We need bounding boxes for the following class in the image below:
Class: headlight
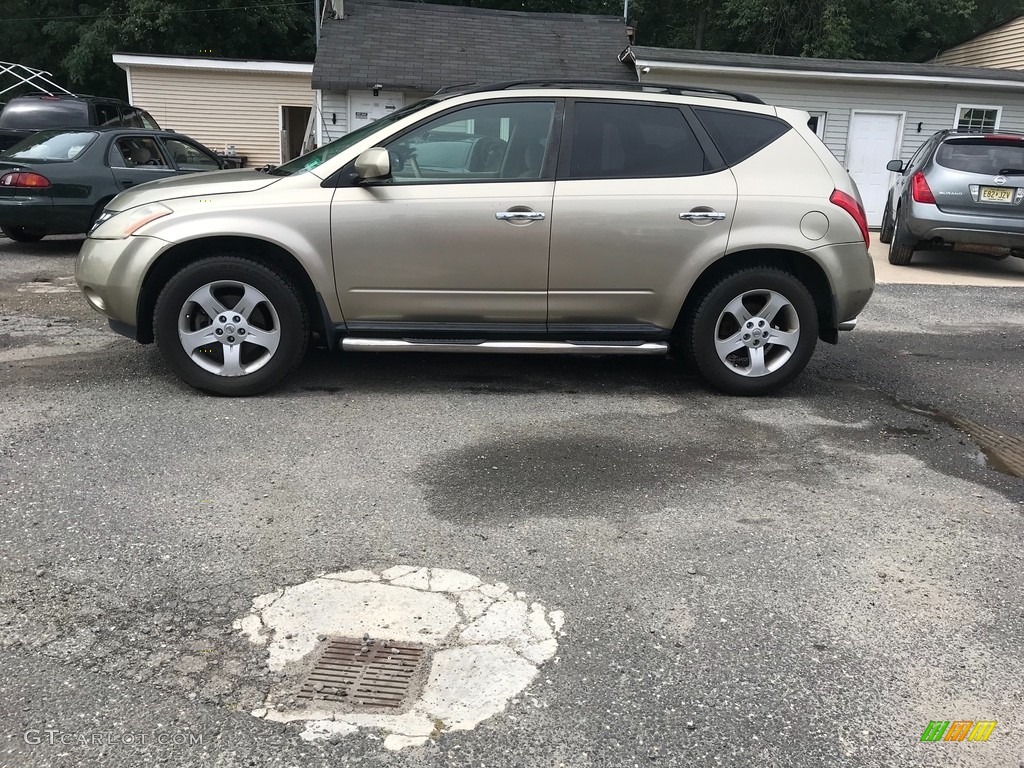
[89,203,172,239]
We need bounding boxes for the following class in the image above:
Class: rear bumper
[905,201,1024,249]
[0,195,55,231]
[809,241,875,325]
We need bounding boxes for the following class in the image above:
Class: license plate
[980,186,1014,202]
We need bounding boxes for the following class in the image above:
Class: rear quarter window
[694,107,791,166]
[0,99,90,130]
[935,138,1024,175]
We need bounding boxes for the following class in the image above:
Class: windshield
[269,99,437,177]
[1,130,98,161]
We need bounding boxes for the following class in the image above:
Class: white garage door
[847,112,903,227]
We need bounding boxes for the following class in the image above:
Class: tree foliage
[1,0,315,99]
[2,0,1024,101]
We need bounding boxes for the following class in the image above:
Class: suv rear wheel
[688,268,818,396]
[888,208,916,266]
[153,256,309,396]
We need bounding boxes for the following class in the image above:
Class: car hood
[106,169,280,212]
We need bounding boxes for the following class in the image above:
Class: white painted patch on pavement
[234,566,563,750]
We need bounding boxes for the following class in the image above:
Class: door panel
[108,135,177,191]
[549,99,737,332]
[331,99,559,328]
[548,174,736,330]
[331,182,553,325]
[847,112,902,226]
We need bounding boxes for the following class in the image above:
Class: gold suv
[76,80,874,396]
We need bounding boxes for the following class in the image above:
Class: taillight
[911,172,935,204]
[829,189,870,247]
[0,171,51,189]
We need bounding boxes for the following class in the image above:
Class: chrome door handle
[679,211,726,221]
[496,211,545,221]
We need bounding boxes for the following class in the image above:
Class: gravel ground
[1,235,1022,768]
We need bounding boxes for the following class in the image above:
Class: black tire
[687,267,818,396]
[879,199,895,244]
[153,256,309,396]
[1,225,44,243]
[888,209,915,266]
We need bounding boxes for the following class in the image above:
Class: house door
[847,111,903,227]
[280,106,312,162]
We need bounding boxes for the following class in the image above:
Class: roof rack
[449,79,765,104]
[0,61,76,99]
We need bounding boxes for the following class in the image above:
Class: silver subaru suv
[76,80,874,397]
[880,129,1024,265]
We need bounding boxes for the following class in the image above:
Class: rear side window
[95,103,120,126]
[569,101,710,179]
[935,138,1024,175]
[0,99,89,130]
[694,107,790,166]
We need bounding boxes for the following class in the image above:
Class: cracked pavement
[1,235,1023,768]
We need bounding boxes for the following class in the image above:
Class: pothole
[234,566,564,750]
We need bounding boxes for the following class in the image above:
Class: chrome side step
[340,338,670,355]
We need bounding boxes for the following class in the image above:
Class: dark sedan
[0,128,223,241]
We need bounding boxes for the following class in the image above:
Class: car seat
[518,142,545,178]
[129,146,152,166]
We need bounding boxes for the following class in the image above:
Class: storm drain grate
[297,637,427,710]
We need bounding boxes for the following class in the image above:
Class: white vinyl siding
[636,70,1024,166]
[320,90,349,144]
[318,89,434,145]
[126,67,314,167]
[933,16,1024,69]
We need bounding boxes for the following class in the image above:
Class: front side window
[955,105,1001,133]
[386,101,556,183]
[163,138,220,171]
[568,101,709,179]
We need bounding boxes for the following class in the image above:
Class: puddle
[895,402,1024,478]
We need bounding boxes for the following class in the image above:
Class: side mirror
[886,159,905,173]
[354,147,391,180]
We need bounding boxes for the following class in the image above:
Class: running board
[340,338,670,355]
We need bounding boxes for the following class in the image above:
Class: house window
[954,104,1001,133]
[807,111,826,139]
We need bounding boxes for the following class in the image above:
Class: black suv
[0,94,161,152]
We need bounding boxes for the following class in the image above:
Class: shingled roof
[313,0,633,92]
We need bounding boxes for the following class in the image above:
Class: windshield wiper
[997,168,1024,175]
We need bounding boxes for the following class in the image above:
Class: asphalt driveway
[1,235,1022,768]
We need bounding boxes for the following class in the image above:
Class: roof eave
[630,55,1024,90]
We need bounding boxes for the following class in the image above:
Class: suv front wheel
[153,256,309,396]
[688,268,819,396]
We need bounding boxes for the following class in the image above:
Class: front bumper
[75,235,167,334]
